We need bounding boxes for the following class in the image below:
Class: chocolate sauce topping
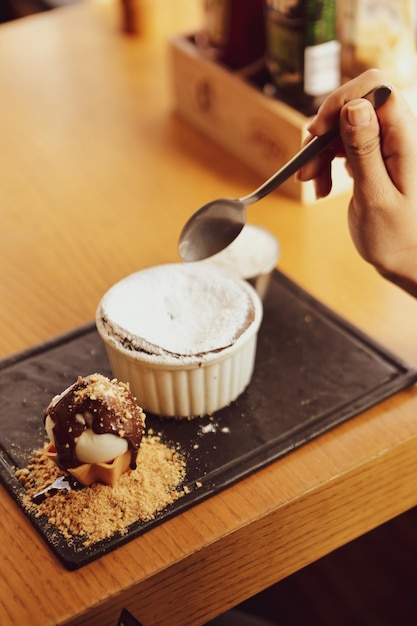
[44,374,145,470]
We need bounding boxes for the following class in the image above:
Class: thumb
[339,98,388,199]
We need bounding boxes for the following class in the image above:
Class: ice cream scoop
[44,374,145,474]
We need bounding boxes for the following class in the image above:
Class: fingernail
[347,100,372,126]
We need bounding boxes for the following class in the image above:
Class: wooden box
[169,34,353,204]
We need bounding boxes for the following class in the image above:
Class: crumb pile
[16,435,187,548]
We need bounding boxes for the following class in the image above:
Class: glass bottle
[198,0,266,69]
[338,0,417,88]
[265,0,341,115]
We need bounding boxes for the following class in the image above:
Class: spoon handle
[240,84,392,205]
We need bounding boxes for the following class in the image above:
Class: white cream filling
[45,414,128,465]
[45,415,55,447]
[75,430,128,464]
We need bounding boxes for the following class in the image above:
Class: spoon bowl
[178,85,392,262]
[178,198,246,262]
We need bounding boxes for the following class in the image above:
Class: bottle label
[304,39,341,96]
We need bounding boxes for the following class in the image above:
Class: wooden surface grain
[1,2,417,625]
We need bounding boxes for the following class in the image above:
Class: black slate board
[1,269,416,569]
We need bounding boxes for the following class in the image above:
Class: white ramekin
[96,264,263,418]
[198,224,280,300]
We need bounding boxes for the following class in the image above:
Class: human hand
[298,69,417,297]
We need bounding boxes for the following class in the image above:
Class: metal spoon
[32,474,82,504]
[178,84,392,262]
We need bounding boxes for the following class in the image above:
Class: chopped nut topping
[17,436,187,548]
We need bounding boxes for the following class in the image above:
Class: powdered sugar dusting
[99,264,255,357]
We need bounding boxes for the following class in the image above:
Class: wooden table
[1,2,417,624]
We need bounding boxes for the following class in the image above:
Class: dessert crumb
[17,435,186,549]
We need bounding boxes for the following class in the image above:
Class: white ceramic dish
[96,263,263,418]
[198,224,280,299]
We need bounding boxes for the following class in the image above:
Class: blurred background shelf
[0,0,79,22]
